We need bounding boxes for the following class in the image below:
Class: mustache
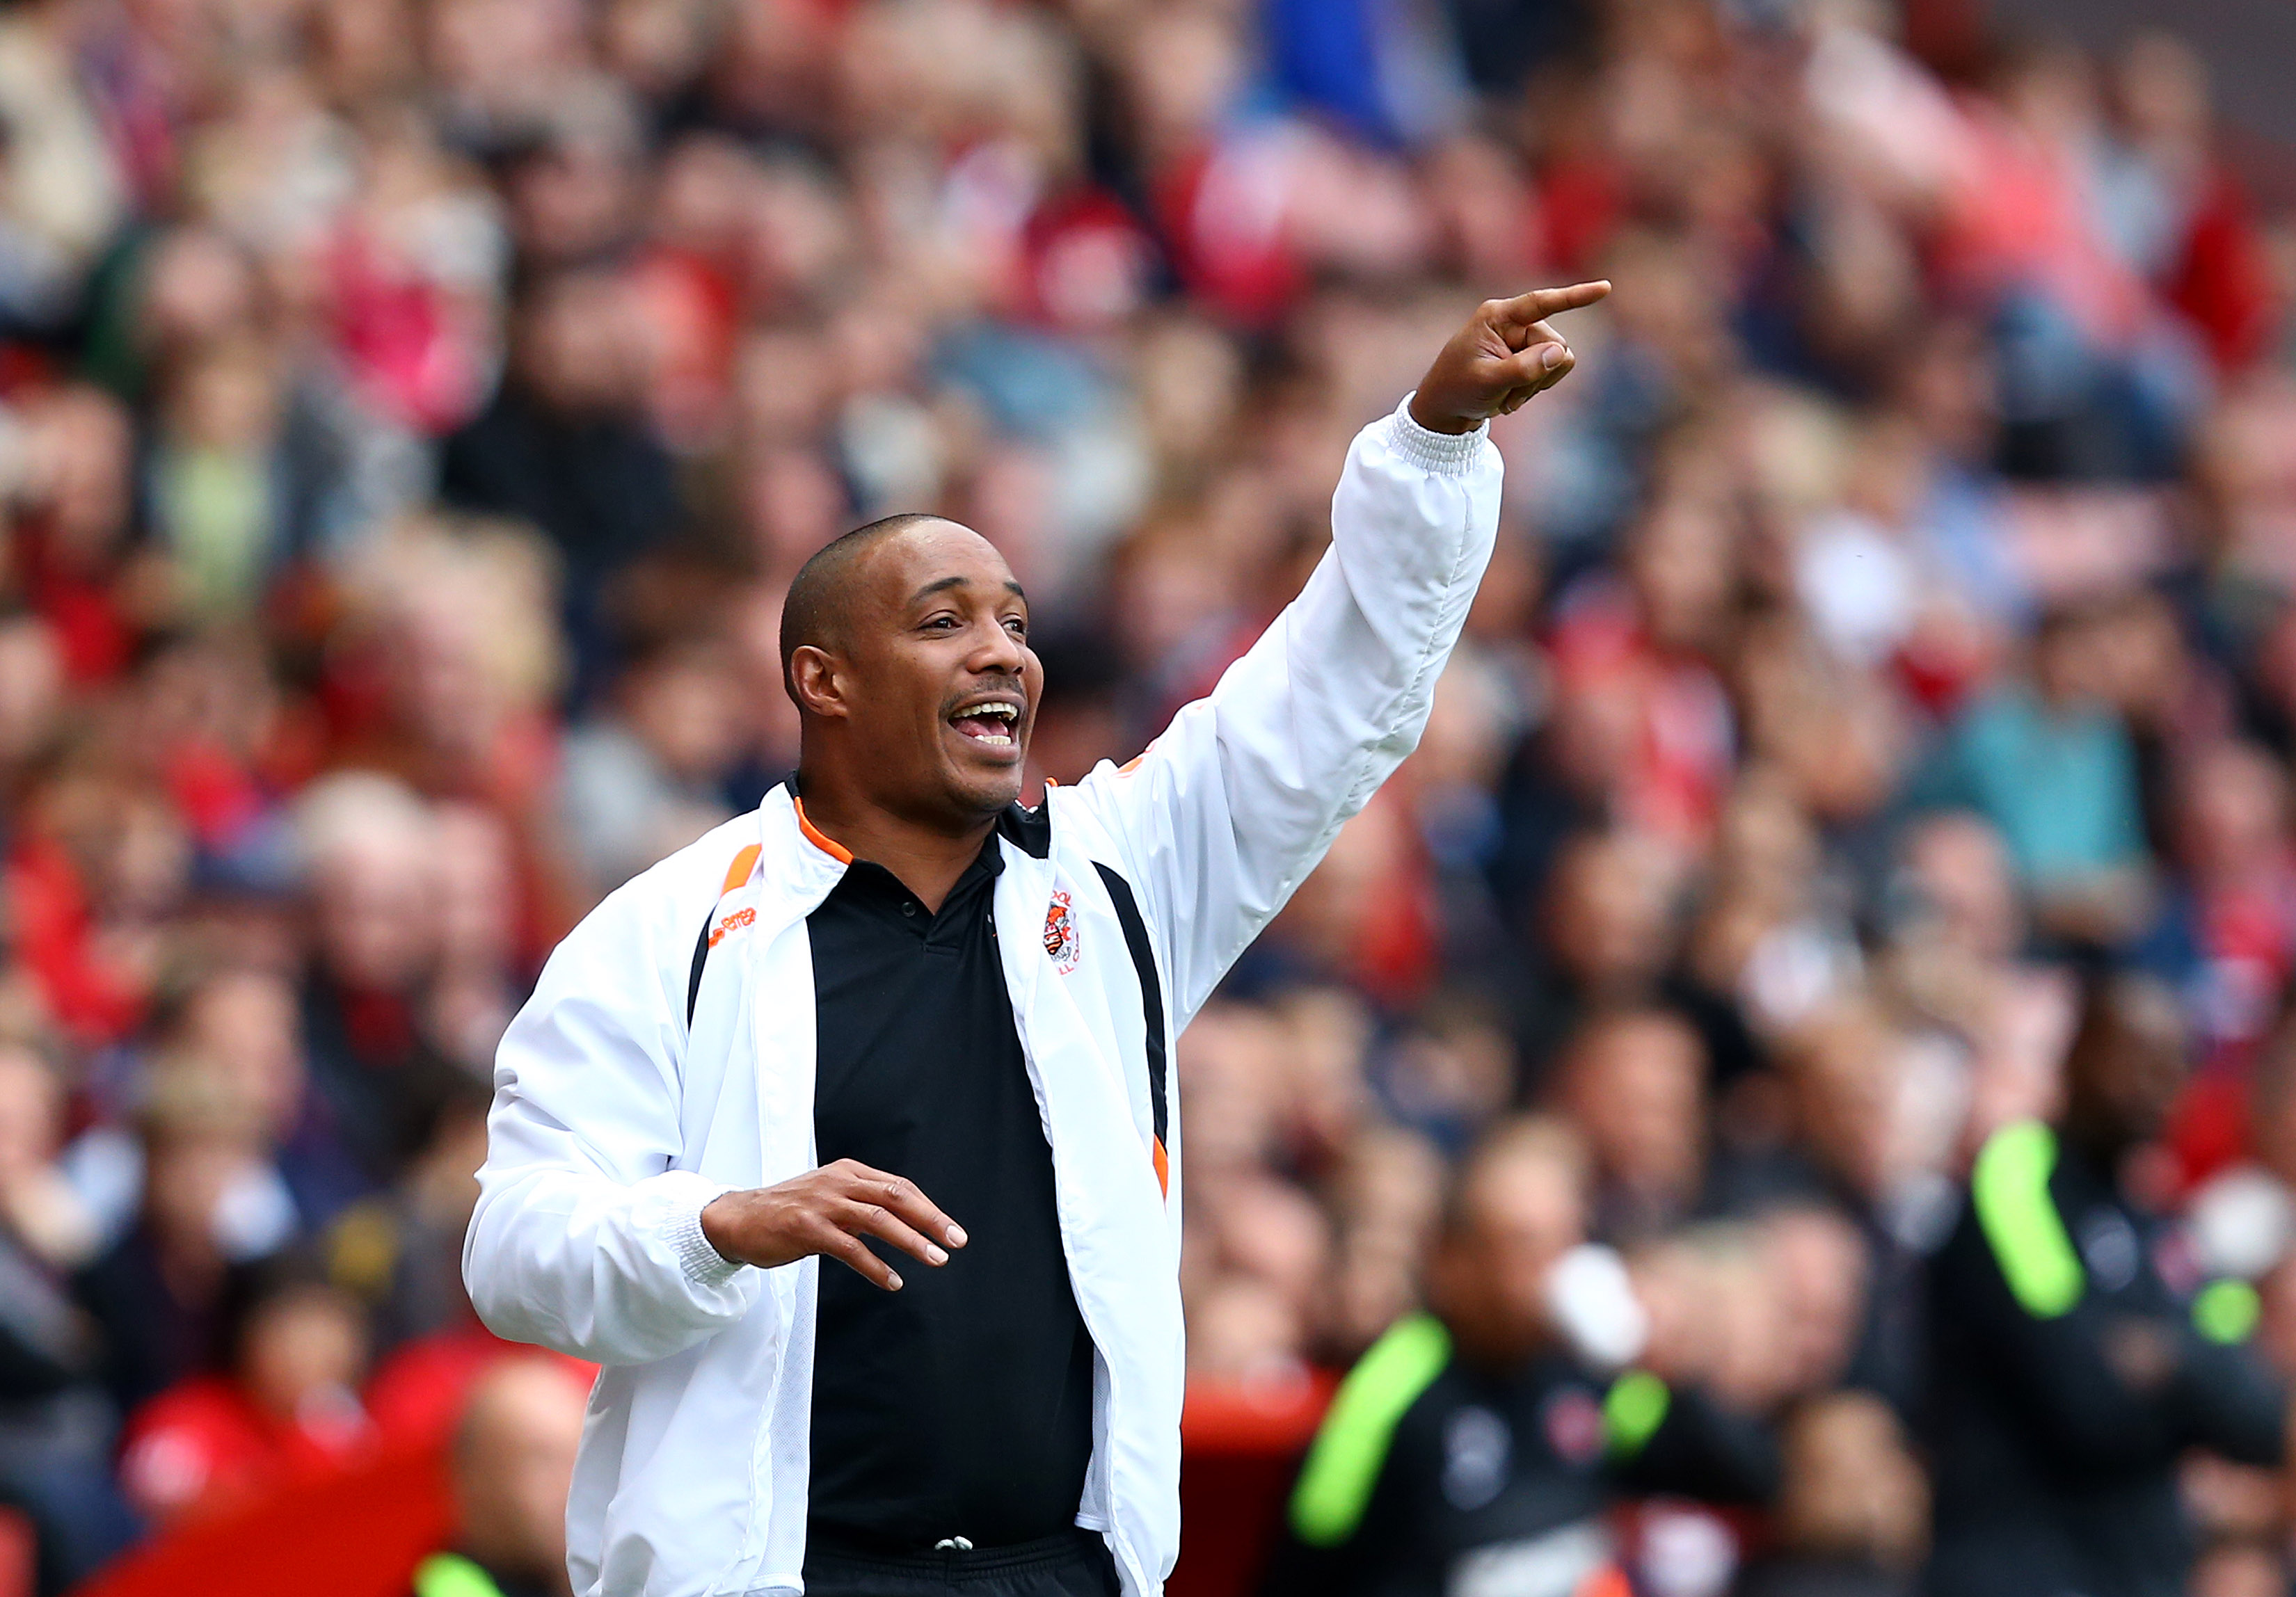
[941,676,1030,715]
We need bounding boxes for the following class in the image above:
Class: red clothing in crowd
[4,835,143,1046]
[15,523,135,687]
[2166,165,2283,373]
[1151,129,1309,328]
[1546,579,1736,852]
[118,1375,374,1526]
[365,1322,596,1449]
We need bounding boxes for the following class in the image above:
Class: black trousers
[801,1527,1121,1597]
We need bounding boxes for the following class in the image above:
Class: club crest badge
[1043,889,1081,973]
[1541,1386,1605,1467]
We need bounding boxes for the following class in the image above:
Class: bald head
[452,1357,590,1584]
[1430,1116,1591,1365]
[2064,971,2187,1155]
[1440,1115,1591,1246]
[779,513,953,700]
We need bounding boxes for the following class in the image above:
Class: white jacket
[464,397,1502,1597]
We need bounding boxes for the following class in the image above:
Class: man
[412,1357,591,1597]
[1925,973,2287,1597]
[463,280,1612,1597]
[1262,1117,1776,1597]
[1552,1005,1709,1246]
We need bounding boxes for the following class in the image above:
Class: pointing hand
[1408,281,1612,435]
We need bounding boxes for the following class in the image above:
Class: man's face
[810,522,1042,822]
[1432,1153,1586,1363]
[2091,1016,2187,1145]
[2070,979,2189,1148]
[1565,1018,1704,1198]
[1545,837,1671,989]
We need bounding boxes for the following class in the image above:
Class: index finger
[1495,280,1611,326]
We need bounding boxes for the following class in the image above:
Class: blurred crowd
[0,0,2288,1589]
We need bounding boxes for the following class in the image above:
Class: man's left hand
[1409,280,1612,435]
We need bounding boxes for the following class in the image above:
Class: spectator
[408,1356,589,1597]
[2147,740,2296,1078]
[74,1068,292,1415]
[0,1041,134,1590]
[327,1065,492,1358]
[292,771,443,1180]
[440,266,678,700]
[1511,830,1683,1086]
[1731,1393,1928,1597]
[1554,1006,1710,1246]
[1923,602,2153,945]
[1262,1117,1776,1596]
[115,1251,372,1526]
[556,636,743,899]
[123,958,361,1233]
[1925,974,2287,1597]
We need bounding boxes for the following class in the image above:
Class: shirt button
[902,901,918,917]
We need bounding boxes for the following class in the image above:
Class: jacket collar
[751,783,852,924]
[767,772,1053,877]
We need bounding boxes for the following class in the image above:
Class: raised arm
[1071,283,1609,1031]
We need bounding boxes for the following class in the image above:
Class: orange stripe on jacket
[791,799,853,865]
[721,844,762,895]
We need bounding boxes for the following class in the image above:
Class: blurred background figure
[1554,1006,1710,1245]
[114,1251,371,1527]
[1926,975,2286,1597]
[409,1357,589,1597]
[1262,1117,1776,1596]
[0,1037,134,1591]
[1732,1393,1929,1597]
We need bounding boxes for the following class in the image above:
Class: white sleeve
[1071,394,1501,1031]
[463,874,763,1365]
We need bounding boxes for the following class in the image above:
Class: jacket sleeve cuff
[667,1187,748,1288]
[1386,394,1491,476]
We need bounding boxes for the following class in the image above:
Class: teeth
[952,703,1019,746]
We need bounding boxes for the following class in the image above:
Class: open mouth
[948,700,1021,748]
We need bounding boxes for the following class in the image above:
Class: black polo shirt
[804,830,1097,1554]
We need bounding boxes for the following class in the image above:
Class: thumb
[1499,341,1572,386]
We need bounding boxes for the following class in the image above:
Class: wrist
[1389,394,1490,475]
[674,1189,749,1287]
[699,1193,744,1265]
[1407,389,1477,435]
